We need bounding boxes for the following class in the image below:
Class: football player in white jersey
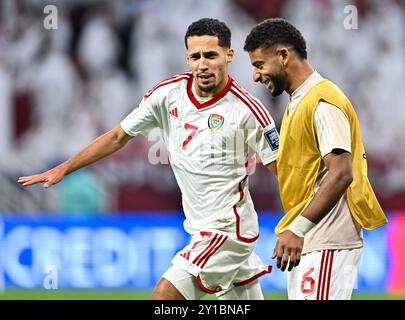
[18,18,279,300]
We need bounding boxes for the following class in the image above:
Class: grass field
[0,290,404,300]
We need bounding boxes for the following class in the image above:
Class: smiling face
[248,47,288,97]
[186,35,234,97]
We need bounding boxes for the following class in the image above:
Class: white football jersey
[121,72,279,234]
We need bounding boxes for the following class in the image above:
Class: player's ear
[226,48,234,63]
[276,46,290,68]
[186,54,190,67]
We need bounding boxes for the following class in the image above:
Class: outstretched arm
[17,125,133,188]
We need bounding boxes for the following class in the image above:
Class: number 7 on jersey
[182,123,198,150]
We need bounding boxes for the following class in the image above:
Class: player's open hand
[17,167,66,188]
[272,230,303,272]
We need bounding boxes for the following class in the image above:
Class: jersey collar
[187,75,233,110]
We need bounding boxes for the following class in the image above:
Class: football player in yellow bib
[244,18,387,300]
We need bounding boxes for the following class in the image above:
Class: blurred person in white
[18,18,280,300]
[0,3,45,169]
[282,0,356,98]
[355,1,405,157]
[360,1,405,194]
[4,8,89,168]
[0,60,12,160]
[1,4,109,214]
[244,18,387,300]
[77,2,137,133]
[0,4,74,173]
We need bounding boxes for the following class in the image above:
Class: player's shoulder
[143,72,191,100]
[229,78,272,128]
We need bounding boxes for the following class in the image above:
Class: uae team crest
[208,114,224,131]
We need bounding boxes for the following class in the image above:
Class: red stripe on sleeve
[144,73,190,99]
[230,87,266,128]
[232,81,272,125]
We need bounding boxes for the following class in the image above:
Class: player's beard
[197,82,216,93]
[267,70,288,97]
[197,75,216,94]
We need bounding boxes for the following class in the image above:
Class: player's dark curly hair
[244,18,307,59]
[185,18,231,49]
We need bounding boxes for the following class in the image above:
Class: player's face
[248,47,288,97]
[186,35,234,97]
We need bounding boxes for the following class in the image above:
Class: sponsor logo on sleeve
[264,128,279,151]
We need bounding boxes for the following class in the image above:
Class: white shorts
[165,228,271,298]
[163,264,265,300]
[288,248,362,300]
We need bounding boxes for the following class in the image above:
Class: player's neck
[286,60,314,96]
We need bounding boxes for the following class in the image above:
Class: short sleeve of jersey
[245,110,279,166]
[314,101,351,157]
[120,92,162,137]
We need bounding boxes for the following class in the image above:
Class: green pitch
[0,290,404,300]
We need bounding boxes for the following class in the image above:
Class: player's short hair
[185,18,231,49]
[244,18,307,59]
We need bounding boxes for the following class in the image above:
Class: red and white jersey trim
[233,206,259,243]
[196,275,223,294]
[187,75,233,109]
[233,175,259,243]
[234,265,272,287]
[230,80,272,128]
[191,233,228,269]
[144,72,191,99]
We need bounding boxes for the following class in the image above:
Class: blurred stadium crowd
[0,0,404,215]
